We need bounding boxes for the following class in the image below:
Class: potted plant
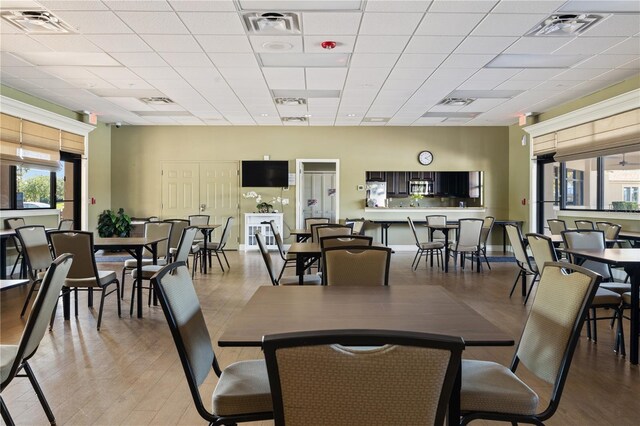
[97,208,132,237]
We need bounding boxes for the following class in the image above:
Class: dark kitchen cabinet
[385,172,409,197]
[366,171,386,181]
[434,172,469,197]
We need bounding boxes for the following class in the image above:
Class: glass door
[536,157,561,235]
[58,153,81,228]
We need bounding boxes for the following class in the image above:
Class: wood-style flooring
[1,250,638,425]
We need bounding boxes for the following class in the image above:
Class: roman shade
[532,132,556,156]
[61,131,85,155]
[553,108,640,162]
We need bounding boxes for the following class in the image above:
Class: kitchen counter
[365,207,486,213]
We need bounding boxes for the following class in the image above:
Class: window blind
[0,114,62,170]
[61,130,85,155]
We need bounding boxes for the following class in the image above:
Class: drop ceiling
[0,0,638,126]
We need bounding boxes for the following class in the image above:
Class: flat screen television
[242,160,288,187]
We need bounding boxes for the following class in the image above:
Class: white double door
[161,161,240,249]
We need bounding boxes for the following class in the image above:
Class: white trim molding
[523,89,640,138]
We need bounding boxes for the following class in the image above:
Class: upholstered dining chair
[6,217,25,278]
[268,220,296,281]
[426,215,447,243]
[188,214,210,245]
[479,216,495,270]
[319,235,373,249]
[505,224,538,304]
[316,225,352,241]
[151,262,274,425]
[164,219,189,261]
[57,219,74,230]
[263,329,464,426]
[1,254,73,426]
[15,226,54,317]
[449,219,484,271]
[322,246,392,286]
[256,232,321,286]
[130,226,199,315]
[547,219,567,235]
[344,217,366,235]
[49,231,121,330]
[304,217,329,230]
[309,223,342,243]
[575,220,595,230]
[199,216,233,272]
[408,217,444,271]
[460,262,600,425]
[121,221,172,299]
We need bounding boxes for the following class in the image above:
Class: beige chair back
[595,222,621,240]
[575,220,594,230]
[57,219,74,230]
[547,219,566,235]
[516,263,599,384]
[6,217,25,229]
[310,223,340,242]
[263,330,464,426]
[345,218,366,235]
[49,231,99,282]
[323,246,391,286]
[174,227,199,263]
[218,217,234,248]
[316,225,352,241]
[143,221,172,259]
[256,232,278,285]
[561,230,611,279]
[269,220,287,260]
[305,217,329,230]
[188,215,210,226]
[407,217,423,247]
[526,233,557,274]
[480,216,495,246]
[505,224,535,273]
[320,235,372,249]
[165,219,189,251]
[15,226,53,275]
[455,219,483,248]
[426,215,447,240]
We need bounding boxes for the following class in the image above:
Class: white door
[161,162,200,219]
[296,159,340,228]
[200,162,240,249]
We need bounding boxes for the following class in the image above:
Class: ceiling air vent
[282,117,307,122]
[242,12,301,34]
[140,97,175,105]
[526,14,602,36]
[274,97,306,106]
[439,98,475,107]
[1,10,74,33]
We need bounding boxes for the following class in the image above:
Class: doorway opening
[295,159,340,229]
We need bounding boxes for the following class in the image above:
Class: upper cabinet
[365,170,483,199]
[365,171,386,181]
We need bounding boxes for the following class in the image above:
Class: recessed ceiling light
[260,113,269,117]
[439,97,475,107]
[526,14,602,36]
[274,97,306,105]
[303,114,312,117]
[262,41,294,51]
[485,54,587,69]
[346,114,356,117]
[140,97,175,105]
[282,116,307,122]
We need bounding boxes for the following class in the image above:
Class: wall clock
[418,150,433,165]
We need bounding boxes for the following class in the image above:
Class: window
[563,158,597,209]
[603,151,640,211]
[16,165,55,208]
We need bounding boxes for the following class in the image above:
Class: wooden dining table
[289,228,311,242]
[219,285,514,425]
[559,248,640,364]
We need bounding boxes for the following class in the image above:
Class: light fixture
[242,12,301,34]
[274,97,306,105]
[139,97,175,105]
[346,114,356,117]
[260,113,269,117]
[262,41,294,51]
[526,14,602,36]
[439,97,475,107]
[282,116,307,122]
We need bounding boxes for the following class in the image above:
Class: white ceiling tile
[492,0,565,14]
[416,13,485,36]
[360,13,424,35]
[262,68,306,89]
[159,52,213,67]
[306,68,348,89]
[396,53,447,68]
[456,79,500,90]
[504,37,572,54]
[131,67,181,80]
[87,35,153,52]
[551,68,609,81]
[591,67,639,81]
[0,21,22,34]
[494,79,541,90]
[178,12,246,34]
[218,67,264,81]
[29,35,102,52]
[249,36,303,53]
[0,52,33,67]
[350,53,400,67]
[141,34,202,52]
[0,35,52,52]
[107,79,155,89]
[510,68,563,80]
[383,77,430,91]
[104,96,154,110]
[345,68,391,88]
[197,35,253,53]
[39,66,100,79]
[577,54,638,69]
[190,56,241,72]
[405,36,465,54]
[603,37,640,55]
[89,67,141,80]
[169,0,237,11]
[454,36,517,54]
[355,35,411,53]
[364,1,431,12]
[116,11,188,34]
[460,98,506,111]
[304,36,356,53]
[15,51,119,66]
[38,1,109,10]
[103,1,171,10]
[553,37,628,55]
[430,0,498,13]
[532,80,582,91]
[439,54,495,68]
[427,67,477,81]
[472,14,548,36]
[53,11,132,33]
[302,12,362,35]
[471,68,522,80]
[65,78,115,89]
[619,58,640,69]
[582,15,640,37]
[111,52,168,67]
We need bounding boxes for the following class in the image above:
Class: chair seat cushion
[132,265,164,279]
[461,359,539,415]
[212,359,272,417]
[623,292,638,307]
[124,258,167,268]
[190,244,200,254]
[199,242,221,250]
[592,288,622,306]
[0,345,18,385]
[66,270,117,288]
[285,252,296,260]
[450,244,479,252]
[279,274,322,285]
[419,242,444,249]
[600,282,631,295]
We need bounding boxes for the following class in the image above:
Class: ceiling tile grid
[0,0,637,126]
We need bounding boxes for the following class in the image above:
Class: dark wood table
[619,230,640,247]
[192,224,221,274]
[425,224,459,272]
[219,285,514,425]
[92,236,167,318]
[290,229,311,242]
[559,248,640,364]
[0,278,29,292]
